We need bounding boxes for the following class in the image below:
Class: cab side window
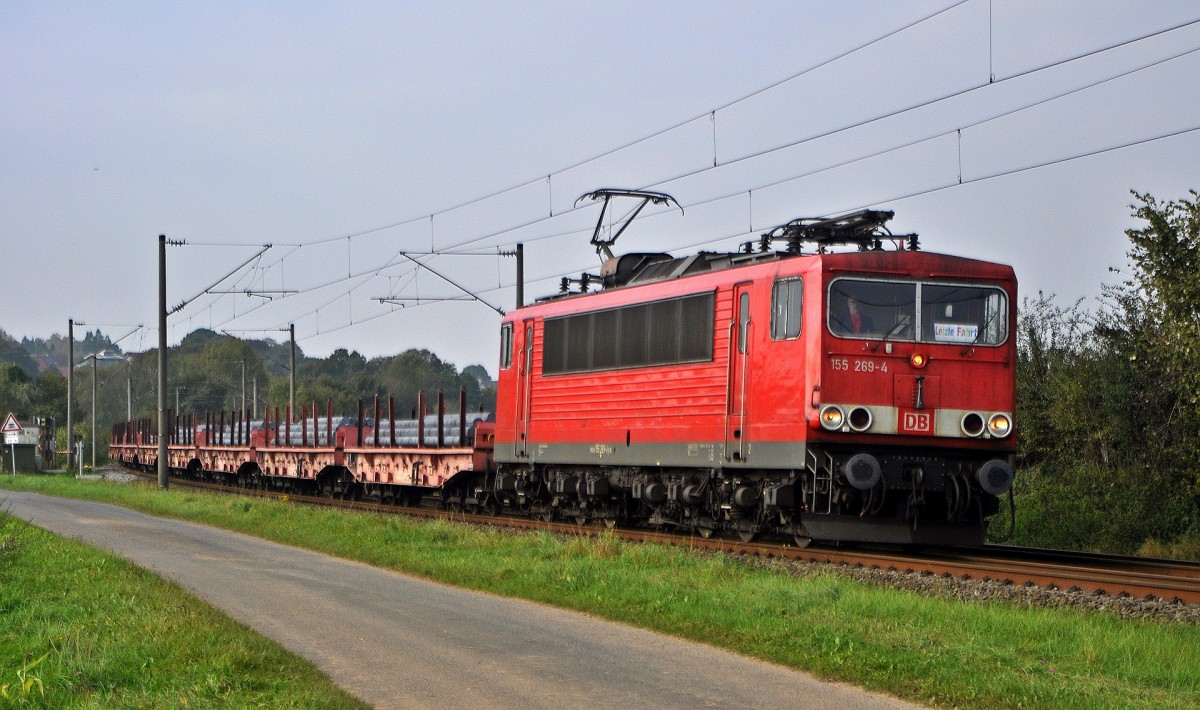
[499,323,514,369]
[771,278,803,340]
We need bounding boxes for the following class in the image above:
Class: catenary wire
[171,15,1200,343]
[266,32,1200,330]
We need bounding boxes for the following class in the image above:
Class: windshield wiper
[960,309,1003,355]
[869,318,910,352]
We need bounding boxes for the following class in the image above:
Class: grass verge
[4,473,1199,709]
[0,499,367,708]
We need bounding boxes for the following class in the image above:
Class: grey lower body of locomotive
[486,440,1014,546]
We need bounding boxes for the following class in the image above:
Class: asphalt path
[5,491,921,709]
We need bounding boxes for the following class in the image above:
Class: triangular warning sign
[2,413,22,433]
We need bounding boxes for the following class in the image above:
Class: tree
[1015,292,1095,467]
[31,371,67,423]
[1100,191,1200,472]
[0,363,34,416]
[1012,191,1200,554]
[314,348,368,381]
[0,330,38,378]
[376,349,469,414]
[165,336,272,416]
[462,364,491,385]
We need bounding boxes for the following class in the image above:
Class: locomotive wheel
[603,518,618,530]
[737,528,758,543]
[790,524,813,548]
[573,515,589,527]
[697,526,715,539]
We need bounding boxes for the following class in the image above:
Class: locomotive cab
[800,253,1018,545]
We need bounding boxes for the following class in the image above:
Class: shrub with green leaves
[1014,191,1200,556]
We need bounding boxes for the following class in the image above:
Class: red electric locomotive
[491,190,1016,546]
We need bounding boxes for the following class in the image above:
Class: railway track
[124,469,1200,606]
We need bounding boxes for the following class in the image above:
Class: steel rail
[122,468,1200,605]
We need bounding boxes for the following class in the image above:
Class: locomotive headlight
[910,353,927,369]
[819,405,845,431]
[987,413,1013,438]
[960,412,985,437]
[847,406,873,432]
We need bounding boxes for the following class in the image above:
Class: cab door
[726,283,752,462]
[513,320,535,458]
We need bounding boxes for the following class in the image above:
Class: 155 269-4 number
[830,358,889,374]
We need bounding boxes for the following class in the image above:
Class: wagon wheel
[340,473,362,501]
[573,515,589,527]
[538,509,555,523]
[696,526,715,539]
[603,518,618,530]
[737,528,758,543]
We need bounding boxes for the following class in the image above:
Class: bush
[1012,461,1200,558]
[1138,536,1200,561]
[1011,191,1200,557]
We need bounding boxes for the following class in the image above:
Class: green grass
[4,473,1199,709]
[0,499,367,708]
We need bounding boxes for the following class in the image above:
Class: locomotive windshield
[828,278,1007,345]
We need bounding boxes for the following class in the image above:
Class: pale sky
[3,1,1198,374]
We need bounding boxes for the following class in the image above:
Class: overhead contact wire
[203,12,1200,338]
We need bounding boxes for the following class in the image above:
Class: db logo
[900,409,934,434]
